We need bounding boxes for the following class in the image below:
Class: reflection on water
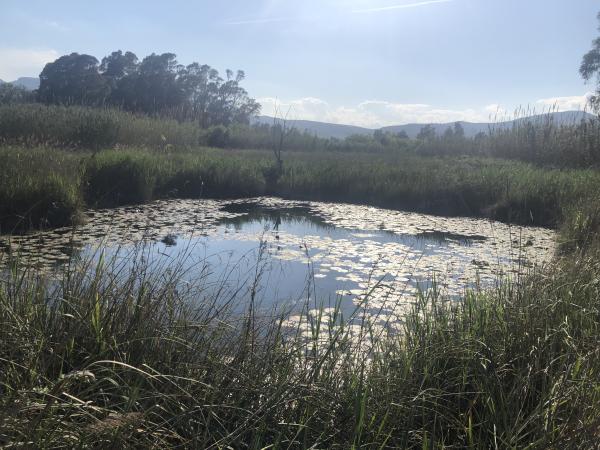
[0,197,556,327]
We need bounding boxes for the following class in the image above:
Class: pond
[0,197,556,329]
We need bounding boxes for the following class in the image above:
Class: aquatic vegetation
[0,231,598,448]
[0,107,599,448]
[3,145,600,232]
[0,198,556,329]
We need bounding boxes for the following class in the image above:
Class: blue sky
[0,0,598,127]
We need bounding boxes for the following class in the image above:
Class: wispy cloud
[225,0,452,26]
[352,0,453,14]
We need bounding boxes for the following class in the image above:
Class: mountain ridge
[253,111,596,139]
[0,77,40,90]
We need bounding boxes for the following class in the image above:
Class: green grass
[1,106,600,447]
[0,237,598,448]
[3,146,600,231]
[0,147,82,232]
[0,104,205,150]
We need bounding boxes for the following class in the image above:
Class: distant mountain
[255,111,596,140]
[252,116,372,139]
[10,77,40,90]
[382,111,596,138]
[0,77,39,90]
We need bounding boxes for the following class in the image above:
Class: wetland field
[0,106,599,449]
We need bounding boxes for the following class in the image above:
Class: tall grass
[0,239,598,448]
[0,147,82,232]
[3,146,600,231]
[0,104,205,150]
[417,109,600,168]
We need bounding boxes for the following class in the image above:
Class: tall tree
[0,83,35,105]
[453,122,465,138]
[130,53,184,113]
[100,50,138,80]
[38,53,108,105]
[100,50,139,108]
[581,11,600,111]
[38,50,260,126]
[417,124,436,141]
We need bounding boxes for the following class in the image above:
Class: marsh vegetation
[1,18,600,448]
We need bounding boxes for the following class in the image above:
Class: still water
[1,197,556,324]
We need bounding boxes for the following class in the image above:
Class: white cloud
[0,48,59,81]
[259,94,594,128]
[536,92,594,112]
[260,97,489,127]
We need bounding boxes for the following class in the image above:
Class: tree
[37,50,261,127]
[453,122,465,138]
[417,124,436,141]
[130,53,184,113]
[38,53,109,105]
[100,50,138,80]
[581,11,600,111]
[100,50,139,108]
[0,83,35,105]
[373,129,390,145]
[443,127,454,139]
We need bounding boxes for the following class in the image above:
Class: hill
[255,111,596,139]
[252,116,372,139]
[0,77,40,90]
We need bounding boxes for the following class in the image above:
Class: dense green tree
[0,83,35,105]
[417,124,436,141]
[100,50,139,108]
[443,127,454,139]
[453,122,465,138]
[37,50,260,126]
[38,53,109,106]
[100,50,139,80]
[581,12,600,111]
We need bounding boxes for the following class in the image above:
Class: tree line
[3,51,260,128]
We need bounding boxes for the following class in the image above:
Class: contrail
[352,0,453,14]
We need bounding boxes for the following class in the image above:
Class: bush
[84,153,157,207]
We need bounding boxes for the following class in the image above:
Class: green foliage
[3,145,600,232]
[0,83,35,105]
[0,235,598,448]
[0,104,203,149]
[37,50,261,126]
[206,125,230,148]
[580,11,600,110]
[38,53,109,106]
[415,113,600,168]
[0,147,82,231]
[84,153,158,207]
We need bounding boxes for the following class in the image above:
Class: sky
[0,0,598,127]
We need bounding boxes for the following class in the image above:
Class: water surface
[0,197,556,328]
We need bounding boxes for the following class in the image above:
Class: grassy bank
[3,146,600,232]
[1,105,599,448]
[0,234,598,448]
[0,104,205,150]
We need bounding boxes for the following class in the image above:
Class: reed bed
[2,146,600,232]
[0,238,598,448]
